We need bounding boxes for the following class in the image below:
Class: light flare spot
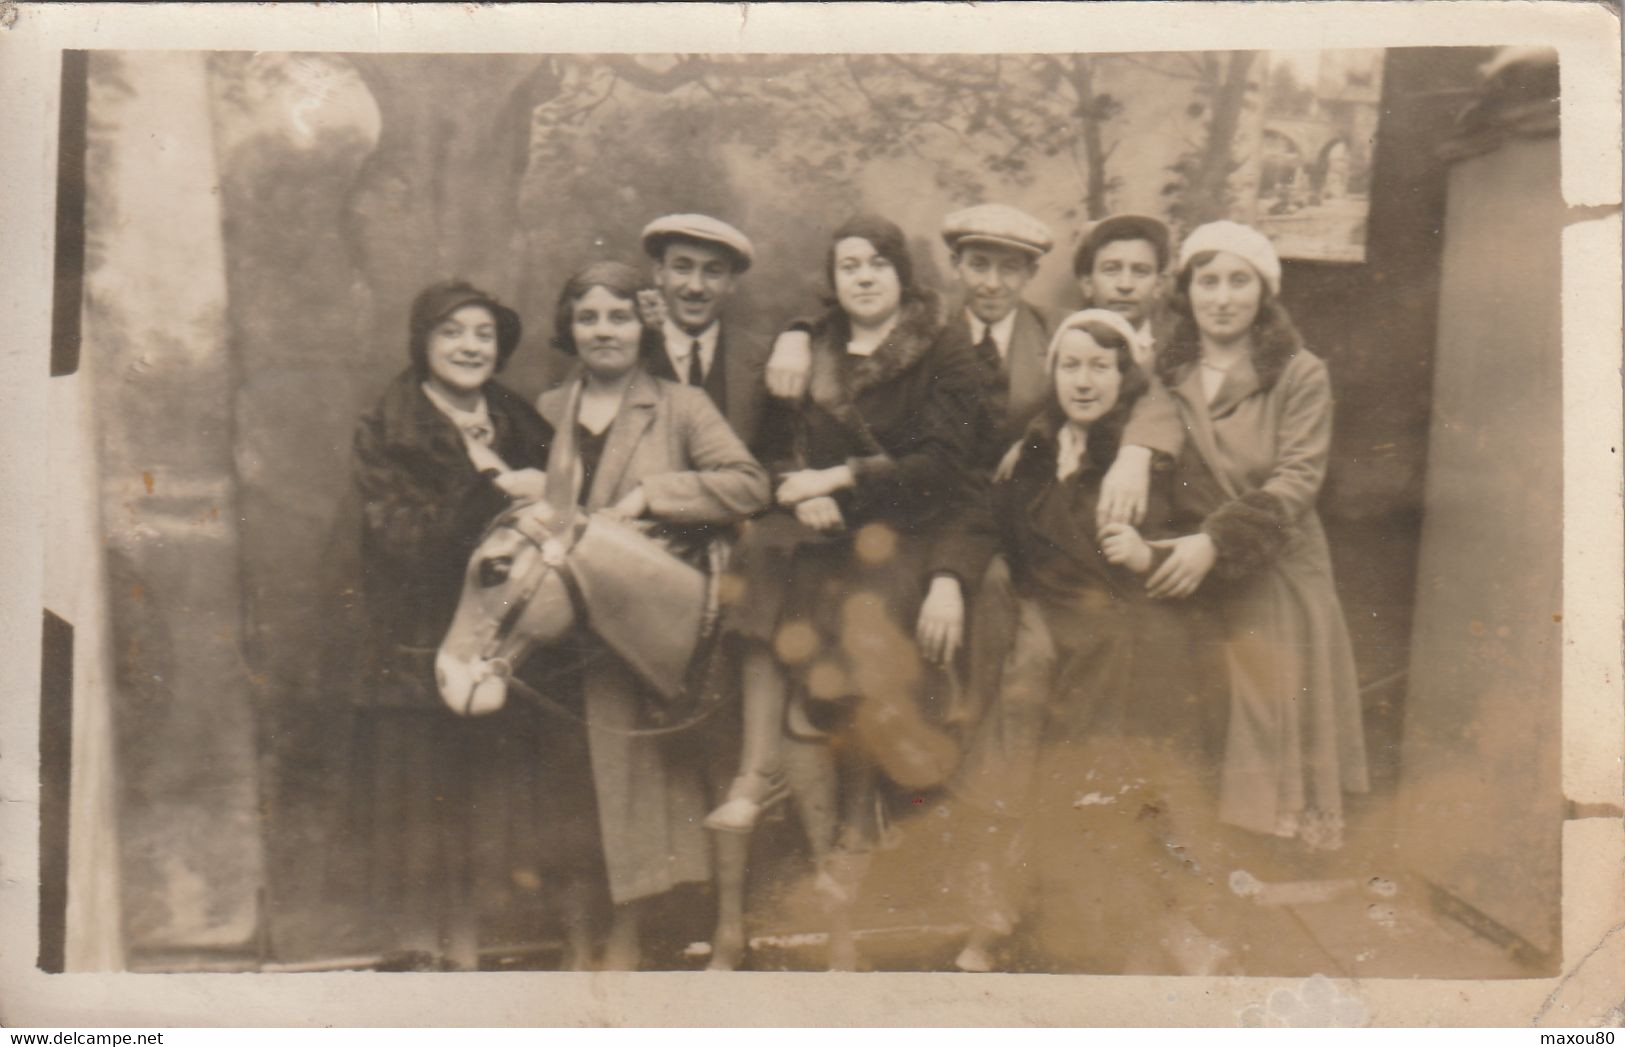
[853,523,897,564]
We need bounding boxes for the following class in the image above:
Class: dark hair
[408,280,522,378]
[826,213,917,300]
[1047,318,1150,467]
[1156,249,1302,392]
[551,260,663,358]
[648,233,749,274]
[1072,216,1171,278]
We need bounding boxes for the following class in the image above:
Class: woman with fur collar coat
[351,280,558,970]
[707,216,985,963]
[1151,223,1368,853]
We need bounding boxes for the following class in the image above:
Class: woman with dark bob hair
[945,308,1224,974]
[352,279,555,969]
[708,214,985,968]
[535,259,770,970]
[1148,221,1368,852]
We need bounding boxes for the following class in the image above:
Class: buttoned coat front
[536,368,769,904]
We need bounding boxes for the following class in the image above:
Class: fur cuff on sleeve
[1201,490,1290,580]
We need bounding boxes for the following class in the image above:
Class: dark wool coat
[724,294,984,718]
[1166,347,1369,843]
[751,293,983,538]
[953,408,1221,810]
[353,368,555,709]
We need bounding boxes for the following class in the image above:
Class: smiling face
[425,304,500,398]
[1081,237,1162,328]
[1187,250,1264,346]
[833,236,903,328]
[652,238,739,335]
[1052,328,1123,428]
[570,284,644,379]
[953,243,1038,326]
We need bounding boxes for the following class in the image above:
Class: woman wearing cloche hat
[351,279,557,968]
[1149,221,1369,853]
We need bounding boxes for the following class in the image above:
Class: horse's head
[436,499,580,716]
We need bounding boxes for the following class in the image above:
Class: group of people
[351,201,1370,973]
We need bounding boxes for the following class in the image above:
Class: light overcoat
[536,368,769,904]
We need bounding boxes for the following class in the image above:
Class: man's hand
[794,495,845,533]
[1145,533,1217,599]
[1098,445,1152,527]
[915,574,966,666]
[493,468,548,502]
[765,329,812,399]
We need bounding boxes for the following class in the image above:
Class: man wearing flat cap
[1072,212,1175,369]
[939,203,1064,466]
[641,213,773,447]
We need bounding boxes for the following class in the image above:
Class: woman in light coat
[1148,221,1368,851]
[536,260,770,969]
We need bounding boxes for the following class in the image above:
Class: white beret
[641,214,755,272]
[941,203,1054,258]
[1044,308,1145,377]
[1177,220,1282,295]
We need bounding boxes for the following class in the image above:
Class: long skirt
[1215,530,1369,848]
[951,589,1225,961]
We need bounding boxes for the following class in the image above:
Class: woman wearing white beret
[1150,220,1368,851]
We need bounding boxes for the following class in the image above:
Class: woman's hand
[992,439,1025,483]
[776,466,852,506]
[1145,533,1217,599]
[794,495,846,533]
[765,329,812,399]
[606,485,649,520]
[1098,445,1152,527]
[1100,522,1153,574]
[915,574,965,666]
[493,468,548,502]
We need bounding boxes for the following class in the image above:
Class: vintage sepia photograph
[3,0,1621,1029]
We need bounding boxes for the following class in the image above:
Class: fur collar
[806,292,946,413]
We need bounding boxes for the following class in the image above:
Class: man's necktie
[687,339,705,386]
[974,329,1001,374]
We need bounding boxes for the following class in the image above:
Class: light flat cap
[641,213,755,272]
[942,204,1054,258]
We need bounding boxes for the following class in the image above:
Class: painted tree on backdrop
[1149,51,1264,235]
[527,54,1131,224]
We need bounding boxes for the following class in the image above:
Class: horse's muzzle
[435,650,511,717]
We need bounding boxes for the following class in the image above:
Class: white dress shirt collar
[663,319,721,380]
[966,307,1020,363]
